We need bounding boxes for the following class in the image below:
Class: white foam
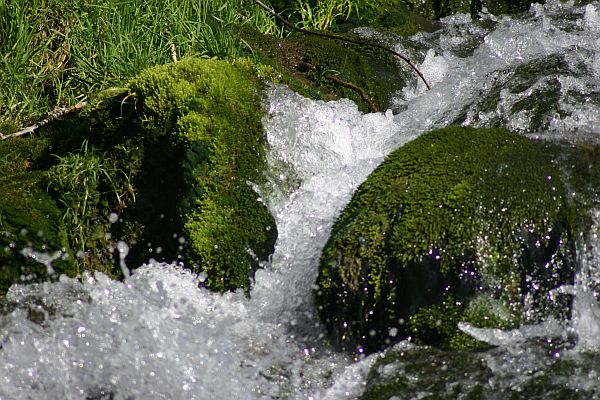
[584,3,600,31]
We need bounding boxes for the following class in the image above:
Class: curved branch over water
[251,0,432,91]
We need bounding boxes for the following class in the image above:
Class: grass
[293,0,359,30]
[0,0,282,130]
[45,140,135,272]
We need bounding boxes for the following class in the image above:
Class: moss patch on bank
[241,28,413,113]
[0,137,75,295]
[316,127,593,354]
[0,57,277,296]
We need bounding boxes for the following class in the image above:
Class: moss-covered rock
[451,54,590,133]
[315,127,597,354]
[241,27,413,113]
[360,342,600,399]
[124,57,277,292]
[1,57,277,296]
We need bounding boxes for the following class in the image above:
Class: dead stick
[251,0,431,90]
[301,61,379,112]
[326,74,379,112]
[0,101,88,141]
[170,42,178,63]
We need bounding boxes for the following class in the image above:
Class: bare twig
[327,74,379,112]
[300,61,379,112]
[251,0,431,90]
[0,101,88,141]
[170,42,178,63]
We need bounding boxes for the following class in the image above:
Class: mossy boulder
[241,27,414,113]
[315,127,598,354]
[123,57,277,292]
[359,342,600,399]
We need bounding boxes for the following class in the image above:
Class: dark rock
[315,127,597,353]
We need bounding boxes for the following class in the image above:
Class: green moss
[316,127,589,353]
[241,28,410,112]
[0,137,75,295]
[1,57,277,295]
[127,57,277,292]
[407,294,518,350]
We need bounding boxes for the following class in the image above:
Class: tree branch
[300,61,379,112]
[0,101,88,141]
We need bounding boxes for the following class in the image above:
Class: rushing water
[2,1,600,398]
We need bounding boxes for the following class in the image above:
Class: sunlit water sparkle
[2,1,600,398]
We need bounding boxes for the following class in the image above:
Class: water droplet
[108,213,119,224]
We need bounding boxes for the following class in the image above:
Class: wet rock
[241,27,413,113]
[315,127,599,353]
[359,341,599,399]
[124,58,277,292]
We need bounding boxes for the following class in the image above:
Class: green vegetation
[0,0,560,295]
[0,0,544,136]
[0,137,75,295]
[0,0,421,129]
[293,0,359,31]
[126,57,277,292]
[1,56,277,295]
[45,140,135,273]
[0,0,282,130]
[316,127,595,354]
[407,294,517,350]
[0,0,419,295]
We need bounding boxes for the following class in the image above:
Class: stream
[2,0,600,398]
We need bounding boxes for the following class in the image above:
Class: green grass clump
[45,140,135,273]
[0,0,425,133]
[316,127,587,353]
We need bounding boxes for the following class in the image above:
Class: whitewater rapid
[2,0,600,398]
